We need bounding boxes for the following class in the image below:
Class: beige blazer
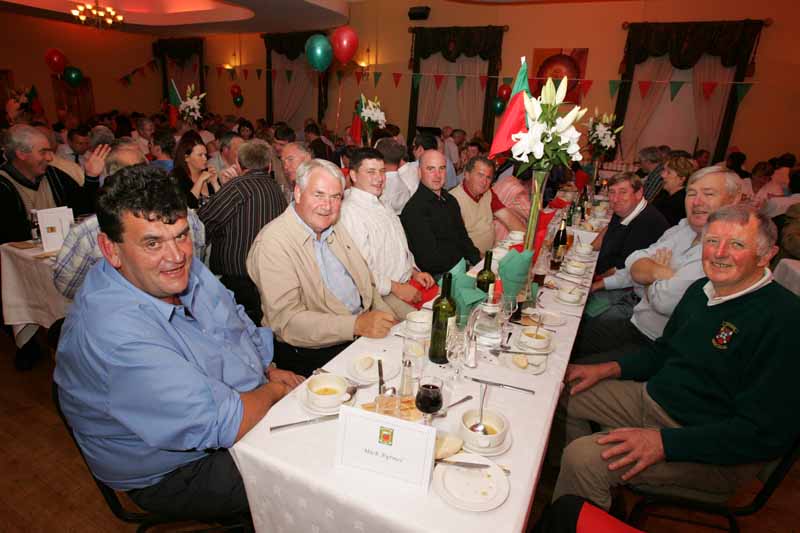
[246,208,395,348]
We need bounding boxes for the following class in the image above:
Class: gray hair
[638,146,663,164]
[135,117,153,131]
[687,164,742,198]
[238,139,273,171]
[3,124,47,160]
[283,142,313,159]
[89,125,115,149]
[704,204,777,257]
[219,131,243,151]
[296,158,346,191]
[105,145,146,175]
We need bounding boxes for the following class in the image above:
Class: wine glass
[446,324,466,383]
[499,295,518,349]
[415,375,443,425]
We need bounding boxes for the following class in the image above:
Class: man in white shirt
[56,126,90,169]
[573,165,742,363]
[397,133,437,196]
[443,128,465,169]
[375,138,411,215]
[207,132,243,177]
[131,117,154,157]
[339,148,435,319]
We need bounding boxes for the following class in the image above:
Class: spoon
[433,394,474,417]
[470,383,489,435]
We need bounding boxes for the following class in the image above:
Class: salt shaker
[399,358,414,398]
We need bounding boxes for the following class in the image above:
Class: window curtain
[457,56,489,137]
[692,54,735,156]
[153,38,205,104]
[619,55,673,162]
[271,52,312,126]
[417,54,450,127]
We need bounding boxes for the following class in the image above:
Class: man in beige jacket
[247,158,398,376]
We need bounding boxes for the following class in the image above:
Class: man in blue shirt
[54,164,303,521]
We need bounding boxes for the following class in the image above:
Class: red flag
[243,68,249,80]
[216,66,223,78]
[579,79,593,98]
[392,72,402,87]
[638,80,652,99]
[489,91,527,158]
[351,113,363,147]
[434,74,444,90]
[702,81,718,100]
[479,75,488,90]
[355,71,363,85]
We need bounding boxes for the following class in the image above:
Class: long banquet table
[231,233,600,533]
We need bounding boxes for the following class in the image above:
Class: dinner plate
[514,334,556,355]
[433,453,510,512]
[520,309,567,327]
[500,353,547,375]
[296,385,356,416]
[347,354,401,385]
[462,433,514,457]
[554,293,587,307]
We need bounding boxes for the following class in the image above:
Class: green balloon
[63,66,83,88]
[233,94,244,107]
[305,34,333,72]
[492,97,506,115]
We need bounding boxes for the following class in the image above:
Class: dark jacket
[596,202,669,275]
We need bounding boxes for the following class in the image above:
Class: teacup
[575,242,593,255]
[306,374,350,409]
[405,310,432,334]
[558,287,585,303]
[460,408,509,449]
[508,230,525,242]
[564,260,587,276]
[519,327,552,350]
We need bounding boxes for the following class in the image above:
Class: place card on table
[335,405,436,492]
[37,207,74,252]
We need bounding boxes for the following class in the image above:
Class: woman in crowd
[171,132,219,208]
[740,161,773,200]
[652,155,693,226]
[238,119,254,140]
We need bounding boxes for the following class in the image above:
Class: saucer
[347,354,400,385]
[296,385,355,416]
[555,294,586,307]
[514,336,555,355]
[433,452,510,512]
[500,353,547,375]
[520,309,566,327]
[462,432,513,457]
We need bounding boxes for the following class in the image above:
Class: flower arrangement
[356,94,386,146]
[5,86,42,123]
[178,84,206,124]
[585,109,623,161]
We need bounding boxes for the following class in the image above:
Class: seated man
[637,146,665,201]
[340,148,435,319]
[280,142,312,194]
[574,166,741,362]
[450,155,526,254]
[375,138,411,215]
[551,205,800,511]
[247,158,398,377]
[401,149,481,276]
[397,133,437,196]
[54,165,302,521]
[198,139,288,325]
[56,126,90,169]
[149,129,176,173]
[207,131,243,176]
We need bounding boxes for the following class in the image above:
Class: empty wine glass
[499,295,518,349]
[446,324,466,383]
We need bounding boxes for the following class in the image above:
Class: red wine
[415,384,443,414]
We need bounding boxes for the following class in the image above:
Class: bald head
[419,149,447,195]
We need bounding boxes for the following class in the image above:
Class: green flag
[168,79,181,105]
[669,81,685,101]
[336,70,344,84]
[373,72,382,87]
[510,58,530,98]
[285,70,293,83]
[455,75,465,90]
[502,76,513,86]
[735,83,753,103]
[609,80,621,98]
[412,73,422,89]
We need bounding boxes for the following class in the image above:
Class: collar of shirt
[620,197,648,226]
[702,268,773,306]
[347,186,383,208]
[418,183,449,205]
[1,161,43,189]
[289,204,334,243]
[461,183,485,203]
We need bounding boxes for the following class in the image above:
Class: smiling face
[685,172,738,233]
[702,216,774,297]
[463,160,493,199]
[608,179,643,219]
[419,150,447,195]
[15,132,54,179]
[294,168,344,236]
[350,158,386,197]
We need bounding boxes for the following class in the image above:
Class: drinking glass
[499,296,518,349]
[415,375,444,425]
[446,324,466,383]
[402,334,428,384]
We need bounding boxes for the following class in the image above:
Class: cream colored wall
[203,33,266,119]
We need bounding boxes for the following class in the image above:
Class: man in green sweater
[551,204,800,510]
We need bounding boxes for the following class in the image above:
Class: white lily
[554,76,568,105]
[510,121,547,163]
[523,92,542,122]
[559,125,582,147]
[541,78,556,105]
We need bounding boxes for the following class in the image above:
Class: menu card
[335,405,436,491]
[37,207,74,252]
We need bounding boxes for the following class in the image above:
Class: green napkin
[498,249,534,300]
[584,294,611,318]
[438,258,487,324]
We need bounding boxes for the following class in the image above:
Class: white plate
[500,353,547,375]
[433,452,510,512]
[570,251,596,261]
[521,309,567,327]
[462,432,514,457]
[554,294,587,307]
[514,336,556,355]
[347,354,401,385]
[296,385,355,416]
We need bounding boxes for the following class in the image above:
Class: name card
[37,206,74,252]
[335,405,436,491]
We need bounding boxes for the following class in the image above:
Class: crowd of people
[1,102,798,528]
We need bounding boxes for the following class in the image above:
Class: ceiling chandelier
[70,2,124,28]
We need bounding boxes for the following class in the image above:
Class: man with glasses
[247,158,398,376]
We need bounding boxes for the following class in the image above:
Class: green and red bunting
[638,80,652,99]
[434,74,444,90]
[735,83,752,103]
[502,76,513,86]
[702,81,718,100]
[256,68,263,80]
[455,75,465,90]
[285,70,293,83]
[229,69,236,81]
[609,80,621,98]
[168,79,181,127]
[669,81,685,101]
[242,68,249,80]
[479,75,488,90]
[412,73,422,89]
[355,71,363,85]
[392,72,402,87]
[373,71,382,88]
[579,79,593,98]
[489,58,530,158]
[336,70,345,84]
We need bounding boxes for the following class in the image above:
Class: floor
[1,330,798,532]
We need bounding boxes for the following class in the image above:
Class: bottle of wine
[429,272,456,364]
[550,218,568,271]
[476,250,496,295]
[565,201,574,227]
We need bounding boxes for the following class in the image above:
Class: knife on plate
[270,414,338,431]
[466,376,536,395]
[435,459,489,469]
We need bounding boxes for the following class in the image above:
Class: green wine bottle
[429,272,456,364]
[476,250,496,294]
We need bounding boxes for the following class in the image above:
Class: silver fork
[312,367,373,389]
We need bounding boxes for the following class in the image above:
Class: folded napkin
[408,278,440,310]
[548,197,569,209]
[584,293,611,318]
[498,249,533,301]
[438,258,487,323]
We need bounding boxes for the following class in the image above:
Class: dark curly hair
[97,164,187,243]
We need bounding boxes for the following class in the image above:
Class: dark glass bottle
[550,218,568,271]
[428,272,456,364]
[476,250,496,294]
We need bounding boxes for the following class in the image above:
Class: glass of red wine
[415,375,444,426]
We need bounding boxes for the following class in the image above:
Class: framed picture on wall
[51,74,95,123]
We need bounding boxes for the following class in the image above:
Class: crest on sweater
[711,321,738,350]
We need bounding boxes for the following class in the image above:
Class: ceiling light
[70,2,124,29]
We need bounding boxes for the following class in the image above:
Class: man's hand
[83,144,111,177]
[268,367,304,390]
[564,362,621,395]
[411,270,435,289]
[392,281,422,303]
[630,256,675,285]
[591,226,607,251]
[597,428,666,481]
[219,163,241,185]
[354,311,397,338]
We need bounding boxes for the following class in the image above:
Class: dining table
[230,226,604,533]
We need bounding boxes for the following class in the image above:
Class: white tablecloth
[774,258,800,297]
[231,254,600,533]
[1,243,69,346]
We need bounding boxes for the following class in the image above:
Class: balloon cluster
[492,83,512,115]
[45,48,84,88]
[304,26,359,72]
[230,84,244,107]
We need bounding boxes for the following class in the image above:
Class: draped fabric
[692,54,735,156]
[456,56,489,137]
[271,52,312,127]
[417,54,450,127]
[153,38,205,103]
[263,31,320,60]
[620,56,674,162]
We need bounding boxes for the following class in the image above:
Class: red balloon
[331,26,359,64]
[230,84,242,97]
[44,48,69,74]
[497,83,512,102]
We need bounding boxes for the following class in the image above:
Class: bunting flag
[638,80,652,99]
[735,83,753,103]
[137,67,147,78]
[168,79,181,127]
[373,71,382,87]
[285,70,293,83]
[412,73,422,89]
[243,68,249,80]
[669,80,685,101]
[148,59,158,72]
[256,68,263,80]
[579,79,593,98]
[433,74,445,90]
[203,65,210,77]
[502,76,513,86]
[229,69,236,81]
[609,80,621,98]
[392,72,402,87]
[479,75,488,90]
[351,98,363,148]
[355,70,363,85]
[216,66,223,79]
[490,57,530,158]
[336,70,344,84]
[455,75,465,90]
[702,81,718,100]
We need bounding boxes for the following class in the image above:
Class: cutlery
[470,384,488,435]
[489,348,549,357]
[313,368,372,389]
[432,394,473,417]
[270,413,338,431]
[435,459,489,470]
[553,274,591,288]
[467,376,536,395]
[510,320,557,333]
